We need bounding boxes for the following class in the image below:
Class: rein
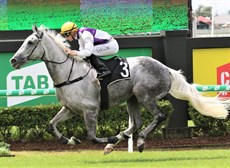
[28,31,93,88]
[54,61,93,88]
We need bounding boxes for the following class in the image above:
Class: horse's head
[10,25,45,69]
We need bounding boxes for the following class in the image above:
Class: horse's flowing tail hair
[168,68,229,119]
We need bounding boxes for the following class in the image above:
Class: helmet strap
[71,34,75,40]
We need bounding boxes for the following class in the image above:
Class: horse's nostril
[10,58,17,64]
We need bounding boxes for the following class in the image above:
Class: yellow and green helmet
[60,21,78,36]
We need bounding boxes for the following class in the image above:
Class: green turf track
[1,149,230,168]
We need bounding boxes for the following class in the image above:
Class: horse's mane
[38,25,71,49]
[37,25,85,62]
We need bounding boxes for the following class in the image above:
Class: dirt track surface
[10,136,230,151]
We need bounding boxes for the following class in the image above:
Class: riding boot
[89,55,111,78]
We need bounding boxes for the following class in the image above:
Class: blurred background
[192,0,230,37]
[0,0,188,35]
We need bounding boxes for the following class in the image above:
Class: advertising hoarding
[193,48,230,98]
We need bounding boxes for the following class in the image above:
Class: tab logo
[7,62,53,106]
[217,63,230,98]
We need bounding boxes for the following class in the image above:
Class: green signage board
[0,48,152,107]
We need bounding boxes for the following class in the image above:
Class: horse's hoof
[104,148,113,155]
[137,139,145,153]
[72,136,81,144]
[67,136,81,145]
[137,143,145,153]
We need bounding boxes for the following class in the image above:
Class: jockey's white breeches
[93,38,119,57]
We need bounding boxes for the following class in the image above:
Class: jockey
[60,21,119,78]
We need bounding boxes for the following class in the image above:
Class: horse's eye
[28,40,33,44]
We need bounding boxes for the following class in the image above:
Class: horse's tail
[168,68,229,119]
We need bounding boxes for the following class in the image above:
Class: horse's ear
[32,24,38,33]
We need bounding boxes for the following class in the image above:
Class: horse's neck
[42,38,85,85]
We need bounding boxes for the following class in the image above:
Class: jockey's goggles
[63,32,71,37]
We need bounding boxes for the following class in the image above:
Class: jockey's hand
[64,47,77,56]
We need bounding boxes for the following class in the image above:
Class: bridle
[27,31,92,88]
[28,32,70,64]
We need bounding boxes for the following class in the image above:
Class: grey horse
[10,25,229,154]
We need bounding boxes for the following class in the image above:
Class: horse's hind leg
[104,96,142,155]
[49,106,81,145]
[137,102,167,153]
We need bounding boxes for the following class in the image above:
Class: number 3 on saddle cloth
[98,56,130,110]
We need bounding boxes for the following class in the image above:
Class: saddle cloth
[99,56,130,110]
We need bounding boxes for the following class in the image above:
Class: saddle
[97,56,130,110]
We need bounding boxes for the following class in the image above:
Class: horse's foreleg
[83,110,119,144]
[49,106,81,145]
[137,104,167,153]
[104,96,142,155]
